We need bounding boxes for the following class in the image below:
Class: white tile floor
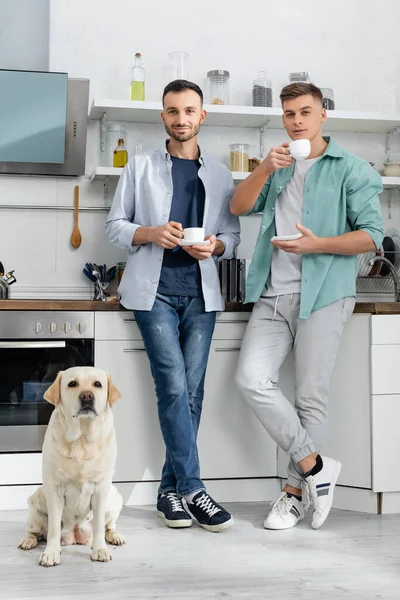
[1,503,400,599]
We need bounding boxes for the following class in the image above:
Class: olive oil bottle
[113,138,128,168]
[130,52,145,101]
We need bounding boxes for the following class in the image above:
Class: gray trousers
[236,294,355,488]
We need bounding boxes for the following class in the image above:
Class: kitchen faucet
[369,255,400,302]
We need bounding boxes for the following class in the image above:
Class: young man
[231,83,384,531]
[106,80,240,532]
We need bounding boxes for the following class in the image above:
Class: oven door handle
[0,341,67,349]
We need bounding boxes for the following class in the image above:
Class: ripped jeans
[134,293,216,496]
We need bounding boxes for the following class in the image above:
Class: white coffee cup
[289,139,311,160]
[182,227,205,243]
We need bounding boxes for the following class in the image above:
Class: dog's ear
[107,373,121,407]
[44,371,63,406]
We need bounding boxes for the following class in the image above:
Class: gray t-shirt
[265,157,319,297]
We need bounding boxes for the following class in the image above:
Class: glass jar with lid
[321,87,335,110]
[289,72,310,84]
[229,143,250,172]
[207,70,230,105]
[252,71,273,107]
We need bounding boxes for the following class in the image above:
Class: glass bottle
[130,52,145,101]
[113,138,128,168]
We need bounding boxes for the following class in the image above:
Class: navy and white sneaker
[186,491,233,532]
[264,492,304,530]
[157,492,192,528]
[302,455,342,529]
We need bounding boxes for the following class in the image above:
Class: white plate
[271,234,303,241]
[178,240,210,247]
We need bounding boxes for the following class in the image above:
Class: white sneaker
[264,492,304,530]
[302,455,341,530]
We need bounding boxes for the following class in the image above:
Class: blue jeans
[134,293,216,496]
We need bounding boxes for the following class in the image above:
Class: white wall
[1,0,400,296]
[0,0,49,71]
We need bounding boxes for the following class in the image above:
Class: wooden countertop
[0,299,400,314]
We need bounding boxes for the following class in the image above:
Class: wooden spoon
[70,185,82,249]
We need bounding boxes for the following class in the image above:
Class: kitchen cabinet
[370,315,400,492]
[94,311,277,484]
[93,311,400,496]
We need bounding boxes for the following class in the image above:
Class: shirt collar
[159,140,206,166]
[322,136,344,159]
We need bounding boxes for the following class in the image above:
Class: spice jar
[321,87,335,110]
[229,144,250,172]
[249,157,261,172]
[207,70,230,105]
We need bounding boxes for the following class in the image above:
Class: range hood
[0,70,89,177]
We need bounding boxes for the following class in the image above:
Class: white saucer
[271,234,303,241]
[179,240,210,246]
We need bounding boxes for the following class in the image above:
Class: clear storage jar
[252,71,272,107]
[103,123,127,167]
[229,143,250,172]
[169,51,190,80]
[321,87,335,110]
[289,71,310,83]
[207,70,230,105]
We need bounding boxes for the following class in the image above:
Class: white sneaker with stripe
[302,455,342,530]
[263,492,304,530]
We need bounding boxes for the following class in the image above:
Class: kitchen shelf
[89,167,122,182]
[89,167,400,190]
[89,99,400,133]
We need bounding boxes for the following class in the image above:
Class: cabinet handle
[216,320,248,324]
[0,341,66,349]
[214,347,241,352]
[123,318,135,323]
[123,348,146,353]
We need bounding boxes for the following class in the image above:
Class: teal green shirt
[245,137,384,319]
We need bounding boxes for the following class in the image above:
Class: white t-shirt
[264,157,320,297]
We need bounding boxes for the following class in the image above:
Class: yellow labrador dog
[18,366,125,567]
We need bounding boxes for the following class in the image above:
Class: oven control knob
[49,322,57,334]
[33,322,43,334]
[77,322,87,334]
[63,322,72,334]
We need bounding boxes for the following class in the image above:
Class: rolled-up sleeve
[216,181,240,261]
[105,160,141,253]
[346,163,384,250]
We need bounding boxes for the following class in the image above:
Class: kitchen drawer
[213,319,248,340]
[371,315,400,345]
[371,345,400,394]
[95,312,141,341]
[372,394,400,491]
[96,311,251,341]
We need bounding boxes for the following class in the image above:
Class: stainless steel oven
[0,311,94,452]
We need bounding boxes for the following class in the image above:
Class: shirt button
[271,207,275,212]
[262,225,266,230]
[278,186,283,190]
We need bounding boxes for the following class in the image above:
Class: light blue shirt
[105,146,240,311]
[245,137,384,319]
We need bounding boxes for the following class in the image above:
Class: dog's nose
[79,391,94,403]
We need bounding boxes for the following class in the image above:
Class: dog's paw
[39,548,61,567]
[91,547,112,562]
[105,529,125,546]
[18,533,38,550]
